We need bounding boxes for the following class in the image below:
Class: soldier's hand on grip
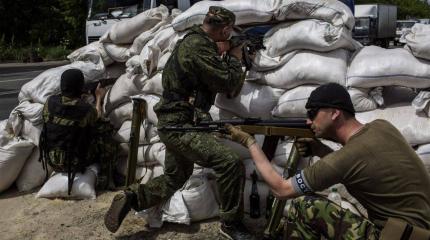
[225,124,256,148]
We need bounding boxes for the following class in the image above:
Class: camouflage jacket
[155,25,245,126]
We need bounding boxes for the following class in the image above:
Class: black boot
[104,191,135,233]
[219,221,256,240]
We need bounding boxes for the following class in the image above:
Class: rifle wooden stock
[125,98,147,186]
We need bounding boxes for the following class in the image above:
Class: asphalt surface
[0,60,68,120]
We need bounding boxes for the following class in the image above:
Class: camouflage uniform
[129,7,247,223]
[284,195,380,240]
[42,95,117,189]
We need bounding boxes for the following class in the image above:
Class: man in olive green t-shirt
[226,83,430,239]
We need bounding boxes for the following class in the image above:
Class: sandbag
[139,27,183,77]
[103,43,130,62]
[171,0,281,31]
[251,50,298,72]
[19,61,105,104]
[16,149,53,192]
[133,94,160,125]
[356,104,430,146]
[36,164,99,200]
[263,19,360,58]
[129,21,171,56]
[272,85,317,118]
[248,49,349,89]
[104,73,145,114]
[405,23,430,61]
[0,134,35,192]
[276,0,355,29]
[347,46,430,88]
[413,91,430,116]
[20,120,42,146]
[102,5,169,44]
[209,105,237,121]
[10,101,44,124]
[215,82,285,120]
[182,175,219,222]
[114,120,146,143]
[348,88,378,112]
[67,41,113,66]
[138,72,163,96]
[108,101,133,128]
[416,144,430,175]
[101,62,126,79]
[118,142,165,167]
[125,55,143,75]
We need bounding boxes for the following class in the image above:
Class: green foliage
[356,0,430,19]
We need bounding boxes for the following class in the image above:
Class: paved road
[0,61,68,120]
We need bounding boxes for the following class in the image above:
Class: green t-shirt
[302,120,430,229]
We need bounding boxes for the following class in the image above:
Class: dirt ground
[0,186,266,240]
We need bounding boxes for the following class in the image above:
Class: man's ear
[331,109,341,121]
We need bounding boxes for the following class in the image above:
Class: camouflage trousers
[129,130,245,223]
[284,195,380,240]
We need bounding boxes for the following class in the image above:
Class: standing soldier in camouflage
[105,6,255,240]
[40,69,117,192]
[225,83,430,239]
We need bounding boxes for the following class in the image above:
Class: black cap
[305,83,355,115]
[61,69,84,97]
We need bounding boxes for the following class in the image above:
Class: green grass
[0,36,72,63]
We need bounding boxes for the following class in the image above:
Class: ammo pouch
[379,218,430,240]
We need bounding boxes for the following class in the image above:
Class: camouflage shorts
[284,195,380,240]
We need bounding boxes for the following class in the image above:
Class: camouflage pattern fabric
[42,95,117,190]
[128,24,246,223]
[284,195,380,240]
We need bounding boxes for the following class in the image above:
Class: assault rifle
[230,33,265,70]
[159,118,314,239]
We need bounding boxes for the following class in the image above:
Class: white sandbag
[264,19,360,58]
[19,61,105,104]
[215,82,285,120]
[413,91,430,116]
[108,101,133,128]
[129,21,170,56]
[248,49,349,89]
[382,86,417,107]
[182,175,219,222]
[118,142,165,167]
[348,88,378,112]
[243,179,270,215]
[161,190,190,225]
[139,27,180,77]
[0,134,35,192]
[104,5,169,44]
[157,52,171,71]
[272,85,317,118]
[138,72,163,96]
[10,101,44,124]
[208,105,237,121]
[133,94,160,125]
[67,41,113,66]
[356,104,430,146]
[104,73,145,114]
[20,120,42,146]
[125,55,143,75]
[103,43,130,62]
[16,149,53,192]
[36,164,99,200]
[416,144,430,175]
[347,46,430,88]
[276,0,355,29]
[114,120,146,143]
[405,23,430,61]
[116,156,155,180]
[251,50,298,71]
[171,0,280,31]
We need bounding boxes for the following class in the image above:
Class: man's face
[306,108,335,138]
